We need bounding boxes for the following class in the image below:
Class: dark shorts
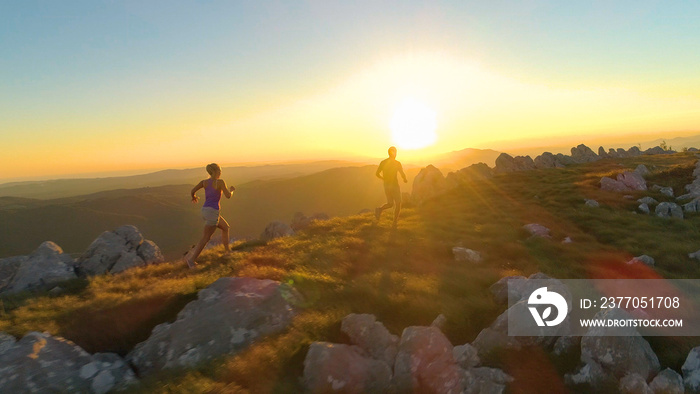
[384,183,401,205]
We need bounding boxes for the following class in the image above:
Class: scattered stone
[585,199,599,208]
[1,241,77,294]
[638,197,659,205]
[302,342,392,393]
[488,275,527,305]
[453,343,480,369]
[678,193,694,201]
[623,195,635,199]
[619,373,652,394]
[639,203,650,214]
[689,250,700,261]
[655,202,684,219]
[452,247,482,263]
[635,164,651,176]
[523,223,551,238]
[684,199,700,213]
[77,225,164,276]
[340,314,399,367]
[411,165,448,204]
[649,368,684,394]
[0,332,136,393]
[562,236,573,244]
[660,187,675,197]
[127,277,298,375]
[683,346,700,391]
[626,255,655,267]
[392,326,464,393]
[260,221,294,241]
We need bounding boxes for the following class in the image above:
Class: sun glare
[390,98,438,149]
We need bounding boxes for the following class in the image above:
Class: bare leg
[376,186,394,219]
[187,225,217,267]
[218,217,231,252]
[393,201,401,225]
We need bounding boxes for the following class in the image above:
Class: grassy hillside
[1,152,699,392]
[0,166,421,259]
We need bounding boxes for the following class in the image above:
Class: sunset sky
[2,1,700,181]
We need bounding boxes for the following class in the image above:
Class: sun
[390,98,438,149]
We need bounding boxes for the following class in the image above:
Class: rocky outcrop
[494,153,535,173]
[127,277,298,375]
[76,225,164,276]
[601,171,647,192]
[0,241,76,294]
[303,314,512,393]
[260,221,294,241]
[445,163,493,186]
[649,368,684,393]
[644,146,675,155]
[411,165,448,204]
[571,144,600,163]
[533,152,566,169]
[584,199,599,208]
[0,332,136,394]
[290,212,329,232]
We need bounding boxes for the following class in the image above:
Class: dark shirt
[377,158,405,186]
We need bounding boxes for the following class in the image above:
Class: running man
[375,146,408,226]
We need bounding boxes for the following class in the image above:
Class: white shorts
[201,207,220,226]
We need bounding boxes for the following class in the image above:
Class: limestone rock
[3,241,77,294]
[638,197,659,205]
[302,342,392,393]
[626,255,655,267]
[619,373,653,394]
[655,202,684,219]
[494,153,535,173]
[580,309,660,380]
[0,332,136,394]
[585,199,600,208]
[453,343,480,369]
[392,326,463,393]
[553,335,581,357]
[649,368,684,394]
[523,223,551,238]
[412,165,448,204]
[445,163,493,186]
[683,346,700,391]
[534,152,566,169]
[683,199,700,213]
[617,171,647,191]
[660,187,675,197]
[260,221,294,241]
[127,277,298,375]
[452,247,482,263]
[462,367,513,394]
[571,144,600,163]
[639,203,650,214]
[340,313,399,367]
[77,225,164,276]
[635,164,651,176]
[601,176,632,192]
[565,360,611,387]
